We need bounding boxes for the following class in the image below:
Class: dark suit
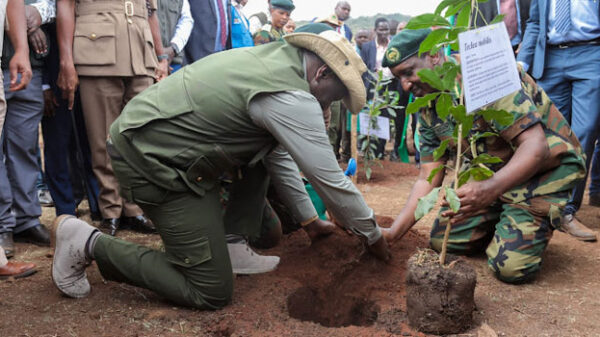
[184,0,232,63]
[359,40,377,96]
[473,0,531,43]
[517,0,600,215]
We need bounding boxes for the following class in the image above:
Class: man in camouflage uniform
[252,0,293,45]
[381,29,586,283]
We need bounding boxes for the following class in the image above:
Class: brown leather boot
[560,214,598,242]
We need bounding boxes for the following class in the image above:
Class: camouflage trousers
[430,191,568,283]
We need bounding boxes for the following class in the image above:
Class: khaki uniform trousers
[79,76,153,218]
[94,153,271,309]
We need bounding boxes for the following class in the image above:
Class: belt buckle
[558,43,568,49]
[125,1,134,17]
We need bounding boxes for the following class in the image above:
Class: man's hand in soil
[441,180,499,225]
[304,218,336,242]
[367,236,391,262]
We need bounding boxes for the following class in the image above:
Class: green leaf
[449,105,467,123]
[436,93,453,119]
[435,0,465,15]
[457,170,470,187]
[461,116,473,138]
[472,153,503,165]
[442,67,459,93]
[445,1,469,17]
[427,164,445,183]
[472,131,497,142]
[360,139,368,151]
[489,14,505,25]
[406,93,440,114]
[406,14,451,29]
[386,108,396,118]
[417,68,444,91]
[415,187,441,220]
[479,109,515,126]
[418,28,449,56]
[455,5,471,27]
[470,166,494,181]
[434,139,450,161]
[444,186,461,213]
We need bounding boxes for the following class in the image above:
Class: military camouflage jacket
[418,66,586,205]
[252,23,285,45]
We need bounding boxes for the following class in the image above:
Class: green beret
[382,28,431,68]
[271,0,295,12]
[294,23,333,34]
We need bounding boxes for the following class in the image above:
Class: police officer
[51,30,390,309]
[381,29,586,283]
[56,0,169,235]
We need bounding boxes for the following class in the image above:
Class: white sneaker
[227,242,280,275]
[51,215,97,298]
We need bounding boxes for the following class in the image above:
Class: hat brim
[283,32,367,114]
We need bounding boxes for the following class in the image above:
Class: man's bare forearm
[56,0,75,66]
[388,161,445,240]
[6,0,29,55]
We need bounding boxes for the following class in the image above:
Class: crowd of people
[0,0,597,315]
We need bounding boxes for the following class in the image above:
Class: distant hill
[296,13,412,36]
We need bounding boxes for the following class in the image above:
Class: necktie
[554,0,571,34]
[216,0,227,47]
[499,0,518,39]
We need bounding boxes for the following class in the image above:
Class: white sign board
[359,113,390,140]
[458,22,521,114]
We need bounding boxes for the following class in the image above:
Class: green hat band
[382,28,432,68]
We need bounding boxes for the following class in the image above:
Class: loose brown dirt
[1,160,599,337]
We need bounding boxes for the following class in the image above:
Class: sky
[243,0,440,22]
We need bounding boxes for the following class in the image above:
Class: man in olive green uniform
[382,29,586,283]
[56,0,168,235]
[51,30,391,309]
[253,0,293,45]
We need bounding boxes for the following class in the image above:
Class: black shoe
[101,218,120,236]
[0,232,14,258]
[14,224,51,246]
[121,215,156,234]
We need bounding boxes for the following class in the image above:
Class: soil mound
[406,249,477,334]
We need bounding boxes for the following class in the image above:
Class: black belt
[549,37,600,49]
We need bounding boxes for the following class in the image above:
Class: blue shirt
[214,0,230,52]
[496,0,523,46]
[548,0,600,44]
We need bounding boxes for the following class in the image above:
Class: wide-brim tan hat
[284,30,367,114]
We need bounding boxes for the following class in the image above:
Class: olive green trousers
[93,157,271,309]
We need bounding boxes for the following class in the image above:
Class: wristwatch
[157,53,169,61]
